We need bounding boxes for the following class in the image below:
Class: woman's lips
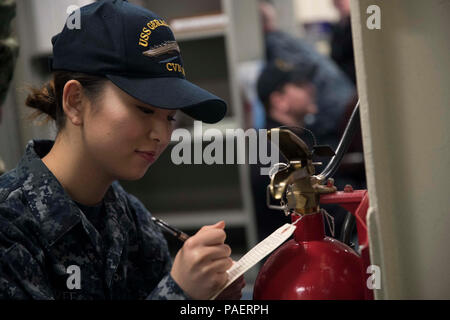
[135,151,156,163]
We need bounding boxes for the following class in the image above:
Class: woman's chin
[117,168,149,181]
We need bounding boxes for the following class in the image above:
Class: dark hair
[261,80,311,113]
[25,71,108,131]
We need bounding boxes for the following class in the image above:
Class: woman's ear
[62,80,84,126]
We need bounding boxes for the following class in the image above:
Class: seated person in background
[250,59,358,244]
[257,59,318,132]
[258,2,364,247]
[259,0,355,151]
[250,59,318,242]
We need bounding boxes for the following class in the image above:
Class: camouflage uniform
[0,140,190,300]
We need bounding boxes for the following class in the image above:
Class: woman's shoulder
[0,168,42,254]
[0,167,27,220]
[0,139,52,210]
[0,164,20,193]
[0,146,60,239]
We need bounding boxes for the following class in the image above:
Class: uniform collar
[19,140,133,249]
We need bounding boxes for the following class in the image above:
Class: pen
[151,216,190,243]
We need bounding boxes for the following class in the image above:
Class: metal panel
[351,0,450,299]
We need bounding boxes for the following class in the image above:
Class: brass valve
[267,128,337,215]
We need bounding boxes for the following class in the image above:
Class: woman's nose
[148,117,171,145]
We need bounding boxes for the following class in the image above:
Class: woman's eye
[137,106,154,114]
[137,106,175,122]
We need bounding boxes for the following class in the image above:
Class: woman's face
[81,81,176,181]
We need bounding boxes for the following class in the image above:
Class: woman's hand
[170,221,233,300]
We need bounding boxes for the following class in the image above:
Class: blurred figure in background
[257,59,318,131]
[252,1,363,246]
[330,0,356,85]
[258,0,355,152]
[250,59,318,242]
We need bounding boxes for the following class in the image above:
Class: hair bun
[25,80,57,120]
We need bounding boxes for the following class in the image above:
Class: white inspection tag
[210,223,296,300]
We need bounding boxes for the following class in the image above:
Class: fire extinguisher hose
[318,99,361,181]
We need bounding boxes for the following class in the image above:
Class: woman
[0,0,244,300]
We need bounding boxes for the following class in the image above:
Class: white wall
[351,0,450,299]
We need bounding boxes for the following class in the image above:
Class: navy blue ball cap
[257,59,317,104]
[49,0,227,124]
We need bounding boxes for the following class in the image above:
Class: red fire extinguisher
[253,101,374,300]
